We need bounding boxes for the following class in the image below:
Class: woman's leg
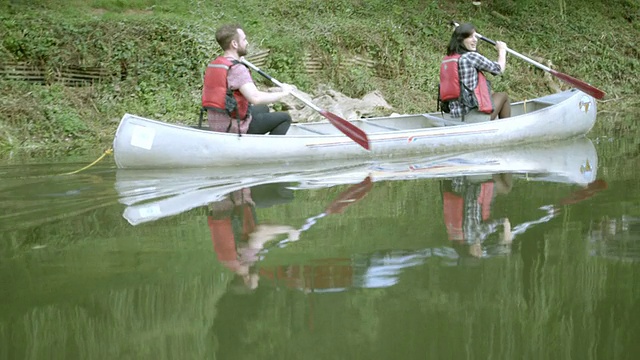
[248,110,292,135]
[490,92,511,120]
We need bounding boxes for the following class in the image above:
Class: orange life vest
[208,204,256,262]
[202,56,249,120]
[439,54,493,114]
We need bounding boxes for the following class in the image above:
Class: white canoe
[113,89,596,169]
[115,137,598,225]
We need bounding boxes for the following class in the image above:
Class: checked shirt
[449,52,503,118]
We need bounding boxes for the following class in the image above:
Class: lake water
[1,128,639,359]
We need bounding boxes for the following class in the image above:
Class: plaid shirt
[449,52,503,118]
[451,177,500,245]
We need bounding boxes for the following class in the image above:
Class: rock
[274,84,394,123]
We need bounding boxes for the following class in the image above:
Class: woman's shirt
[449,52,503,118]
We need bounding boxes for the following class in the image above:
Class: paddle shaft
[240,59,323,113]
[272,177,373,248]
[239,57,371,150]
[474,34,553,71]
[452,22,605,99]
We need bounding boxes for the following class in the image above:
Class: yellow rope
[62,148,113,175]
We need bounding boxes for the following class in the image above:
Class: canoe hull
[113,89,596,169]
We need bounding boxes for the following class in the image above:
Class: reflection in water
[198,137,609,293]
[114,137,605,294]
[442,174,515,259]
[208,183,298,290]
[115,136,600,225]
[8,136,640,359]
[589,215,640,262]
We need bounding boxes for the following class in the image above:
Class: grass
[0,0,639,153]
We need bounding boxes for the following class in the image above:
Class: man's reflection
[441,173,514,261]
[209,178,373,292]
[208,183,298,290]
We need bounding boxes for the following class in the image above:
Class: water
[1,133,639,359]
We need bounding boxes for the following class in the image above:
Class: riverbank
[1,0,639,153]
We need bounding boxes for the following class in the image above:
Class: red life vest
[202,56,249,120]
[208,204,256,263]
[439,54,493,114]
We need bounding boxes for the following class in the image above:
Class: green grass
[1,0,639,153]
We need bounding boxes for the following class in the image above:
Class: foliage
[0,0,639,152]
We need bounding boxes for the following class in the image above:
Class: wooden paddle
[239,57,371,150]
[452,22,606,100]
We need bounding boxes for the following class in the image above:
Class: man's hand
[279,83,296,95]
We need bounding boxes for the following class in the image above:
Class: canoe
[112,89,596,169]
[115,137,598,225]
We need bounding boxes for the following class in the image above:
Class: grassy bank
[1,0,639,153]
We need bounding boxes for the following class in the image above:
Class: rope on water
[62,148,113,175]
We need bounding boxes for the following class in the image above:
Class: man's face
[235,29,249,57]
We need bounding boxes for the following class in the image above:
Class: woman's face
[462,31,478,51]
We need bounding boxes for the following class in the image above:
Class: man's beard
[238,47,248,57]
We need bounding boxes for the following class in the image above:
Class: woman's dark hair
[447,23,476,56]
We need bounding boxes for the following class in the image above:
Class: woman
[439,23,510,120]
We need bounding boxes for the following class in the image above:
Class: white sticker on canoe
[130,125,155,150]
[137,204,162,219]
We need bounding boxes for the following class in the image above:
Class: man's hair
[215,24,243,50]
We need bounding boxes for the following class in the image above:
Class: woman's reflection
[441,173,514,261]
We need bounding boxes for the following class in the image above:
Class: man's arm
[239,82,292,105]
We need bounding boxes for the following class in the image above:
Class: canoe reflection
[115,136,599,226]
[114,137,607,291]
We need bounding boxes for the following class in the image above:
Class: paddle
[271,176,373,248]
[239,57,371,150]
[452,22,606,100]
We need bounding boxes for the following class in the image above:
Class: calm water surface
[1,133,639,359]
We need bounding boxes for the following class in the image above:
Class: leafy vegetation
[0,0,639,153]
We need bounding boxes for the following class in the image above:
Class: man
[202,24,294,135]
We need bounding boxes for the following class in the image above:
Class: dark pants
[247,105,291,135]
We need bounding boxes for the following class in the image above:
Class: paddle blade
[549,70,606,100]
[320,110,370,150]
[326,177,373,214]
